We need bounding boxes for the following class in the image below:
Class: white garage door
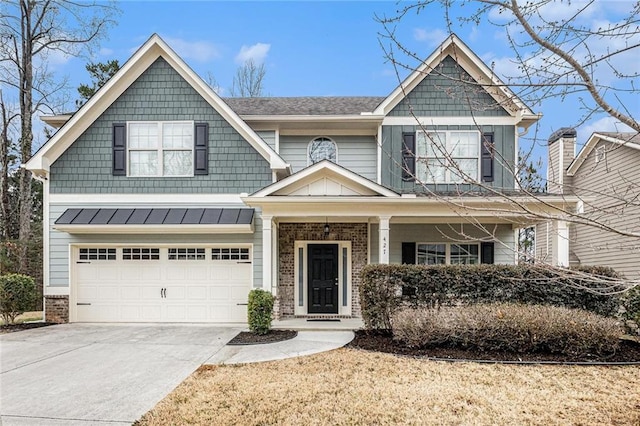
[73,246,252,323]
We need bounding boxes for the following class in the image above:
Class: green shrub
[0,273,37,325]
[620,286,640,334]
[391,304,623,357]
[360,264,626,330]
[247,289,275,335]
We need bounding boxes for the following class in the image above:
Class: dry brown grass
[0,310,43,325]
[136,348,640,426]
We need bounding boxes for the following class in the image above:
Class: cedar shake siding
[49,58,272,194]
[388,56,510,117]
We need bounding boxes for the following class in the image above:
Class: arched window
[308,137,337,165]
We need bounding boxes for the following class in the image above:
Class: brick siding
[45,295,69,323]
[278,223,367,319]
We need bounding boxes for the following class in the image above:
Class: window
[450,244,479,265]
[212,247,250,260]
[168,248,206,260]
[416,243,480,265]
[128,121,193,177]
[79,248,116,261]
[122,248,160,260]
[416,131,480,183]
[417,244,446,265]
[308,137,337,164]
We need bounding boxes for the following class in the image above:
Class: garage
[71,246,252,323]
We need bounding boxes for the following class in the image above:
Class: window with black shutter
[481,242,495,264]
[402,132,416,181]
[481,133,494,183]
[112,123,126,176]
[194,123,209,175]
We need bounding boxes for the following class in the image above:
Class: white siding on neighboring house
[279,135,377,180]
[570,140,640,279]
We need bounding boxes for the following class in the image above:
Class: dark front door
[307,244,339,314]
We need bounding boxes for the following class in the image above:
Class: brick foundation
[45,295,69,323]
[278,223,367,319]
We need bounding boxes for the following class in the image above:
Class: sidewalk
[205,330,355,365]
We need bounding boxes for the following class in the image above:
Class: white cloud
[413,28,447,47]
[99,47,114,57]
[235,43,270,65]
[579,116,634,143]
[163,37,220,62]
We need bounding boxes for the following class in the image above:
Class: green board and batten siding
[50,57,272,194]
[48,204,264,289]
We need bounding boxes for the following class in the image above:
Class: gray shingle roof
[596,132,640,144]
[223,97,385,116]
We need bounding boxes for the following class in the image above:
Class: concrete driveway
[0,323,241,425]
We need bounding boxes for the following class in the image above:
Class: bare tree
[0,0,119,269]
[0,90,19,241]
[375,0,639,287]
[230,59,266,97]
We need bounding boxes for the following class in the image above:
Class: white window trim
[416,242,481,265]
[307,136,338,166]
[416,130,481,184]
[127,120,195,177]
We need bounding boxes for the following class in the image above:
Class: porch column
[262,215,273,293]
[379,216,391,264]
[553,220,570,267]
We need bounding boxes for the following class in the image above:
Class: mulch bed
[347,330,640,363]
[0,322,56,334]
[227,329,298,345]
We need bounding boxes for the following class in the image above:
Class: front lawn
[135,348,640,425]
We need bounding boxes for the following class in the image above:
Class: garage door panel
[74,246,252,323]
[187,286,207,300]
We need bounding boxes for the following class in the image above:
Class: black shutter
[194,123,209,175]
[481,242,494,264]
[401,242,416,264]
[402,132,416,181]
[481,133,494,182]
[112,123,126,176]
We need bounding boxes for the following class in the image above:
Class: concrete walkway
[206,330,355,364]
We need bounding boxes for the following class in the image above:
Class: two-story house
[538,129,640,279]
[26,34,573,324]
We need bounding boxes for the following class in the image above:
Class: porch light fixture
[324,220,330,236]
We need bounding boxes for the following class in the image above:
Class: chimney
[547,127,576,194]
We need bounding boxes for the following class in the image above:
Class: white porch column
[553,220,570,267]
[379,216,391,264]
[262,215,273,292]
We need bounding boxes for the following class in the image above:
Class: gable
[25,34,288,177]
[251,160,399,198]
[49,58,272,194]
[276,175,379,196]
[388,56,510,117]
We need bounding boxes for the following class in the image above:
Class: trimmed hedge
[391,304,623,357]
[360,264,630,330]
[247,289,275,335]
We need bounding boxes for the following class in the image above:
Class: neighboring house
[26,34,572,324]
[538,130,640,279]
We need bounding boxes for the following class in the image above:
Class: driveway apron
[0,323,241,425]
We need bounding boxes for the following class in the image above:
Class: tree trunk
[0,99,11,241]
[17,0,34,272]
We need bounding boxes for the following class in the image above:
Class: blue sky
[46,1,639,163]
